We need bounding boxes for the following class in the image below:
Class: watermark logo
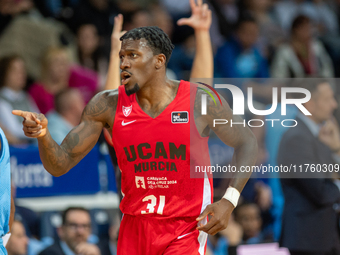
[197,82,223,115]
[198,82,312,128]
[200,84,311,116]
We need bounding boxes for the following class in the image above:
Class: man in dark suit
[39,207,100,255]
[277,79,340,255]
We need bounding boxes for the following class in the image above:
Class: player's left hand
[177,0,212,31]
[75,243,100,255]
[196,198,234,235]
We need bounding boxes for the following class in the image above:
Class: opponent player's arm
[178,0,213,79]
[195,89,258,235]
[9,196,15,231]
[104,14,125,90]
[13,91,117,177]
[0,124,22,145]
[0,138,15,232]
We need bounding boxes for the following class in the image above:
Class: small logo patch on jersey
[171,111,189,123]
[135,176,146,189]
[123,105,132,117]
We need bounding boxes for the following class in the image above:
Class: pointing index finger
[12,110,28,119]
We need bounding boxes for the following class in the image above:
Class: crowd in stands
[1,0,340,254]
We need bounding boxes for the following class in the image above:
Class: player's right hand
[177,0,212,31]
[111,14,126,53]
[12,110,48,138]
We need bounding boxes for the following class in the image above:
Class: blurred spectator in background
[69,0,118,40]
[76,23,108,88]
[208,0,239,50]
[6,220,29,255]
[28,47,70,115]
[234,202,273,244]
[0,0,34,35]
[274,0,338,37]
[122,9,153,32]
[160,0,191,19]
[0,55,38,145]
[28,47,97,115]
[0,0,75,80]
[262,85,300,241]
[39,207,100,255]
[150,5,173,38]
[47,89,85,145]
[98,215,119,255]
[278,79,340,255]
[243,0,285,61]
[33,0,80,21]
[306,0,339,37]
[206,213,243,255]
[215,16,269,79]
[11,184,40,241]
[116,0,155,12]
[168,30,196,80]
[206,232,229,255]
[271,15,334,78]
[11,184,47,255]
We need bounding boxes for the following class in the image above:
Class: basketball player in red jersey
[13,1,258,255]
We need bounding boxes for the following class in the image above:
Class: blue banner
[10,145,117,198]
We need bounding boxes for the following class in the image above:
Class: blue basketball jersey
[0,127,11,240]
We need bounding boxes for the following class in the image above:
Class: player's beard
[125,83,140,96]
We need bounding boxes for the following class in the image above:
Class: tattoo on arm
[38,90,119,176]
[84,99,110,117]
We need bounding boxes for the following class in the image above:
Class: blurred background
[1,0,340,254]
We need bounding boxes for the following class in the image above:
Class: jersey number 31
[141,195,165,215]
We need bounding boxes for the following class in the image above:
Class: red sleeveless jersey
[112,81,213,219]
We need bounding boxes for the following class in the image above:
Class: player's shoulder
[172,79,203,92]
[91,89,119,106]
[95,89,119,99]
[83,89,119,120]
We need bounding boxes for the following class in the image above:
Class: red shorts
[117,215,208,255]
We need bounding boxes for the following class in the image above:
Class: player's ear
[154,53,166,70]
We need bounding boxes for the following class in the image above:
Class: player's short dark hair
[62,207,90,225]
[120,26,175,65]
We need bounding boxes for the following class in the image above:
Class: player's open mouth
[121,72,132,85]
